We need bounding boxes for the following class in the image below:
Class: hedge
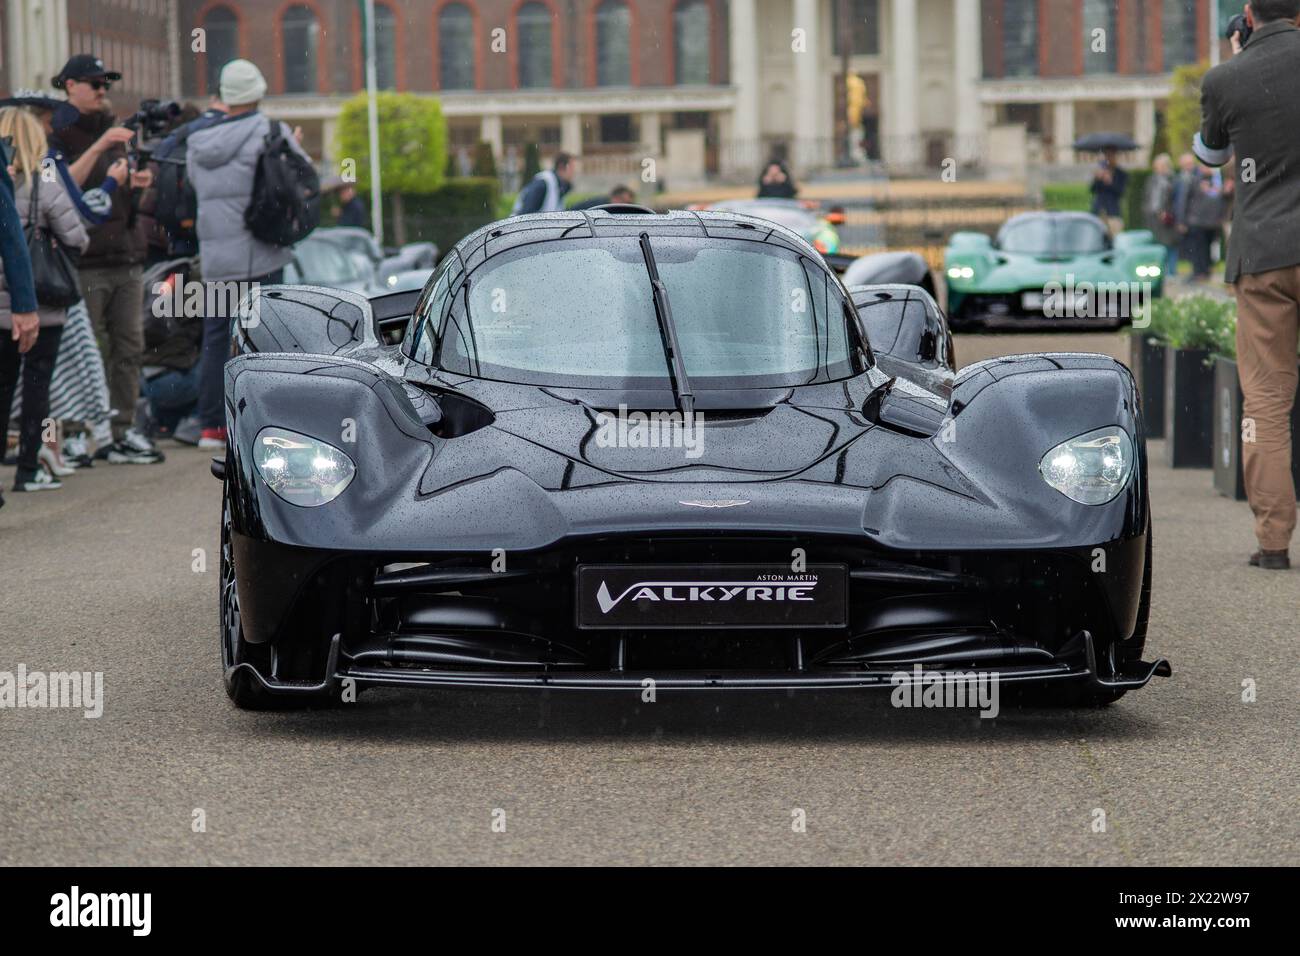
[387,177,502,253]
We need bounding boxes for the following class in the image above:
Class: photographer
[49,54,162,465]
[1196,0,1300,569]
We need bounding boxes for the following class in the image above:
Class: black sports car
[216,208,1169,709]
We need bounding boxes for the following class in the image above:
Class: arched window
[439,4,475,90]
[203,6,239,95]
[374,3,397,89]
[282,4,320,93]
[516,3,553,89]
[595,1,631,87]
[674,0,709,85]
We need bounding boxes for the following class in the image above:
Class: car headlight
[1038,426,1134,505]
[1136,264,1162,278]
[947,265,975,280]
[253,427,355,507]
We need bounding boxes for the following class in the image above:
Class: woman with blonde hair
[0,105,89,492]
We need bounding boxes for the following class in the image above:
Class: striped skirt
[7,300,113,425]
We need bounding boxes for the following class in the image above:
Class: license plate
[576,564,848,629]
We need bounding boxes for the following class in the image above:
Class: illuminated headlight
[1039,426,1134,505]
[253,427,355,507]
[1136,265,1162,278]
[947,266,975,280]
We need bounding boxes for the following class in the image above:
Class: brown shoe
[1248,549,1291,570]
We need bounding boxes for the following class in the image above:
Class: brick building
[2,1,1233,182]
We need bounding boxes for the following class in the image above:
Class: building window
[1083,0,1117,74]
[1001,0,1037,77]
[373,3,397,89]
[282,4,320,93]
[833,0,879,56]
[203,6,239,95]
[439,3,475,90]
[517,3,553,88]
[1162,0,1198,70]
[674,1,710,85]
[595,1,631,87]
[599,113,633,143]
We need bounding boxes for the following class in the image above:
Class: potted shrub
[1209,309,1247,499]
[1128,299,1172,439]
[1161,296,1235,468]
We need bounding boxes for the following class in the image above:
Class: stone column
[953,0,983,166]
[792,0,820,172]
[480,113,504,163]
[561,113,584,156]
[888,0,920,168]
[727,0,761,176]
[1053,100,1076,165]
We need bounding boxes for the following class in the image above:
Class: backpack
[152,124,199,249]
[244,121,320,247]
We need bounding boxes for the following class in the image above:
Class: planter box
[1128,334,1166,439]
[1212,357,1248,499]
[1164,347,1215,468]
[1212,355,1300,497]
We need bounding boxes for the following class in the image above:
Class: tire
[220,484,334,710]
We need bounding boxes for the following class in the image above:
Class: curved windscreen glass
[432,236,860,388]
[998,217,1108,255]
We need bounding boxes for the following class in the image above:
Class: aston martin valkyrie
[216,207,1169,709]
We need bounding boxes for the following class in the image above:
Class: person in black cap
[50,54,162,465]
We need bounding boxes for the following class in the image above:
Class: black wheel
[220,485,332,710]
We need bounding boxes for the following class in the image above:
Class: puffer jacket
[187,111,311,282]
[0,172,90,329]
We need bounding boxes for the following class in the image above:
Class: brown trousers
[1233,267,1300,551]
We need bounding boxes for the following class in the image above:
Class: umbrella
[1072,132,1139,152]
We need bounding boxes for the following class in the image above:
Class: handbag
[24,174,81,308]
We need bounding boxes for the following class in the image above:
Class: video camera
[123,98,181,162]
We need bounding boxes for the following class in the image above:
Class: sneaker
[173,415,203,446]
[98,439,165,465]
[198,427,227,450]
[13,468,62,492]
[62,433,94,469]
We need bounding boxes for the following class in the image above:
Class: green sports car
[944,212,1165,330]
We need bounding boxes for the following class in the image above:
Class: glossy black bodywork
[219,209,1166,698]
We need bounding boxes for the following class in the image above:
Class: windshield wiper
[638,232,694,418]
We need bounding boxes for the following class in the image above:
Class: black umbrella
[1072,132,1139,152]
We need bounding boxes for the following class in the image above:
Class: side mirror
[233,285,380,357]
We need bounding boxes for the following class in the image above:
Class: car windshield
[289,239,372,285]
[998,217,1108,255]
[428,236,860,388]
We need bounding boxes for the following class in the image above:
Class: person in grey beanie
[187,59,311,451]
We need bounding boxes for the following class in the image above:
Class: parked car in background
[944,212,1165,330]
[282,234,378,294]
[692,198,844,256]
